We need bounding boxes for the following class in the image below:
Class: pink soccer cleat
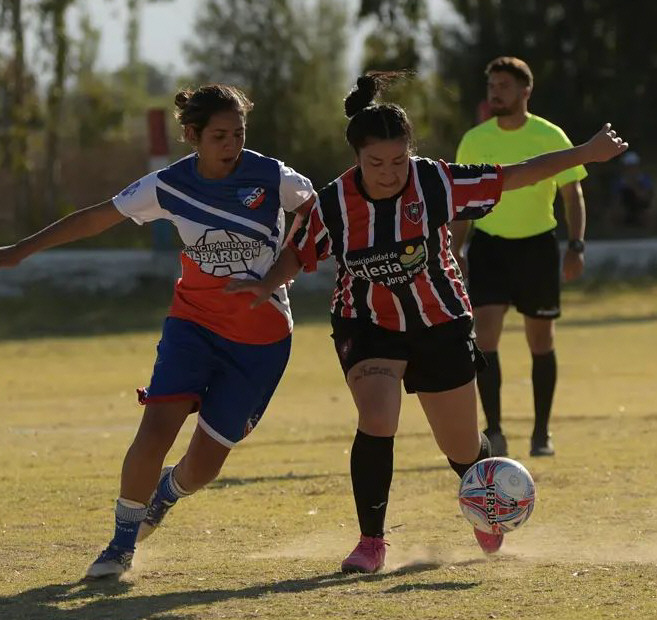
[474,527,504,554]
[341,535,387,573]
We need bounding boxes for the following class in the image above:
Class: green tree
[39,0,75,222]
[440,0,657,148]
[120,0,174,105]
[0,0,32,233]
[68,10,125,147]
[185,0,351,186]
[357,0,464,159]
[358,0,428,72]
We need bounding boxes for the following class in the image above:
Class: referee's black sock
[448,433,492,478]
[477,351,502,434]
[350,429,394,538]
[532,350,557,440]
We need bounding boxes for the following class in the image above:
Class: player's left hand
[562,249,584,282]
[223,279,273,308]
[584,123,629,162]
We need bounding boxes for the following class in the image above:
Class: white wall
[1,240,656,298]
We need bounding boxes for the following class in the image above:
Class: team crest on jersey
[121,181,141,197]
[238,186,266,209]
[403,201,424,224]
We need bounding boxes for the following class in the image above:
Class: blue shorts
[138,317,291,447]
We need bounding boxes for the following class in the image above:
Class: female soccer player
[0,84,315,578]
[227,72,628,573]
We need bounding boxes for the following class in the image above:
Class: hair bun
[174,89,192,110]
[356,75,377,97]
[344,74,378,118]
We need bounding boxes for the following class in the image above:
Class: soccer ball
[458,457,535,534]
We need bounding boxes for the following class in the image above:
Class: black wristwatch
[567,239,585,254]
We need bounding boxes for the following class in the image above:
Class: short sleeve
[279,164,315,212]
[288,201,332,272]
[112,171,170,225]
[455,135,475,165]
[440,160,504,222]
[549,127,588,188]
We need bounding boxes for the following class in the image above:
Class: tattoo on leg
[352,366,397,382]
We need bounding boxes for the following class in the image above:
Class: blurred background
[0,0,656,248]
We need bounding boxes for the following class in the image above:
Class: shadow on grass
[560,313,657,328]
[3,275,657,341]
[3,278,656,341]
[0,280,173,340]
[385,581,479,593]
[501,312,657,333]
[209,463,451,490]
[0,563,477,620]
[0,284,332,341]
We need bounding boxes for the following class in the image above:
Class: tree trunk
[125,0,146,101]
[43,0,70,224]
[8,0,30,234]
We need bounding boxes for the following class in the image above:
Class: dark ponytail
[344,71,414,152]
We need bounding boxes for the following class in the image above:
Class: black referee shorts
[466,228,561,319]
[330,316,486,394]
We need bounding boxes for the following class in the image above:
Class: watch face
[569,240,585,253]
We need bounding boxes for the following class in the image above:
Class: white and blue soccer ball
[458,457,535,534]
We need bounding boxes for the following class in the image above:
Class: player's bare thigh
[346,358,407,437]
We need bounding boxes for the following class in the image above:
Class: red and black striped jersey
[290,156,504,332]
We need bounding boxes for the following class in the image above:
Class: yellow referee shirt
[456,114,587,238]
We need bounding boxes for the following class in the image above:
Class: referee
[451,57,587,458]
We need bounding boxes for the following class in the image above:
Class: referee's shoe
[530,433,555,457]
[483,429,508,457]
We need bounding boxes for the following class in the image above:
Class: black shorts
[467,228,561,319]
[330,316,486,394]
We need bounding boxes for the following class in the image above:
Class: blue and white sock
[156,467,192,504]
[109,498,147,551]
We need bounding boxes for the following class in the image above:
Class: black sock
[350,429,394,538]
[448,433,492,479]
[477,351,502,433]
[532,350,557,440]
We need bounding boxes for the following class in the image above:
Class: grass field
[1,283,657,619]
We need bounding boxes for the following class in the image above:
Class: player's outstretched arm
[502,123,628,191]
[0,201,127,268]
[224,246,303,308]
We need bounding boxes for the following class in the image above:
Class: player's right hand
[0,244,25,268]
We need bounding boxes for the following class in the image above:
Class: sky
[68,0,198,74]
[66,0,456,75]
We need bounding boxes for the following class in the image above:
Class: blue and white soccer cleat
[85,544,134,579]
[137,465,176,542]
